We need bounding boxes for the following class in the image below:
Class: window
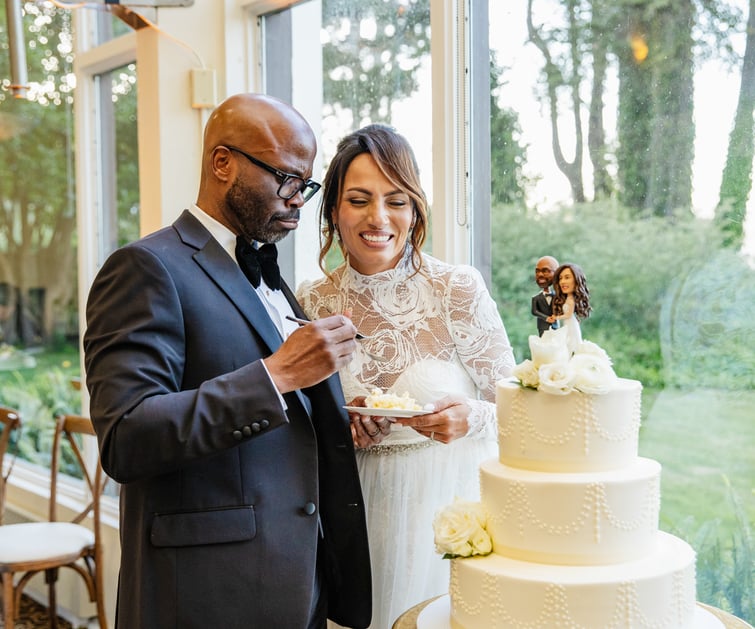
[0,2,81,465]
[488,0,753,620]
[0,3,139,470]
[245,0,433,278]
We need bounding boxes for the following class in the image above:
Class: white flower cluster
[432,499,492,559]
[512,327,617,395]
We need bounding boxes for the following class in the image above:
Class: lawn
[640,387,754,622]
[640,387,755,535]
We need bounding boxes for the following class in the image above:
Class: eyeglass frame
[223,145,321,203]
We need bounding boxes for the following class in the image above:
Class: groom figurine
[531,255,559,336]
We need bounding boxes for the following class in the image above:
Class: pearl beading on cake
[486,476,660,541]
[450,560,696,629]
[500,387,641,455]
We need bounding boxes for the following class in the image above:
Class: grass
[640,388,755,534]
[640,387,755,622]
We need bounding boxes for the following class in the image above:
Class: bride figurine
[552,262,592,354]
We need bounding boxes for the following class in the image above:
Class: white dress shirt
[188,205,299,338]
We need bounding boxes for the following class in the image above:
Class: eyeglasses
[224,146,321,203]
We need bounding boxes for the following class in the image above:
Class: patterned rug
[0,594,74,629]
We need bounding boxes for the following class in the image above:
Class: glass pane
[0,2,81,465]
[489,0,753,622]
[319,0,432,264]
[94,0,133,43]
[98,62,140,254]
[0,6,138,470]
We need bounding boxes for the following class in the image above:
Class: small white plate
[343,406,431,419]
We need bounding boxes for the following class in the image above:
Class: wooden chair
[0,414,108,628]
[0,407,22,525]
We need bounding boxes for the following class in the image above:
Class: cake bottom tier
[449,531,696,629]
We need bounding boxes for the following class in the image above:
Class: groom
[84,93,372,629]
[531,255,559,336]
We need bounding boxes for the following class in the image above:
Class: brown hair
[317,124,428,275]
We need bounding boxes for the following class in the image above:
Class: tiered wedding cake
[426,328,711,629]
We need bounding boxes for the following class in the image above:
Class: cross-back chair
[0,414,108,628]
[0,407,22,525]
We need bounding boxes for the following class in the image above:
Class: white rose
[529,328,570,367]
[469,526,493,555]
[512,359,539,388]
[570,353,618,394]
[537,361,576,395]
[433,500,491,558]
[575,340,612,363]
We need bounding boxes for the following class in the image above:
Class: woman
[552,262,592,354]
[296,124,515,628]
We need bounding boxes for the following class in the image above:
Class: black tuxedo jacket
[532,290,558,336]
[84,210,371,629]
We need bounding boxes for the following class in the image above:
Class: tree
[0,3,77,345]
[322,0,431,130]
[490,53,528,206]
[717,0,755,248]
[587,1,614,199]
[527,0,588,203]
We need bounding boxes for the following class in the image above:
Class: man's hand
[264,315,357,393]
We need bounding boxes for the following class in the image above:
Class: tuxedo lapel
[174,211,283,355]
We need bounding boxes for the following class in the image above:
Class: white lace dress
[296,252,515,629]
[557,295,582,354]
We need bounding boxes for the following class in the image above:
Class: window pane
[98,62,140,254]
[0,2,81,464]
[319,0,432,259]
[489,0,753,622]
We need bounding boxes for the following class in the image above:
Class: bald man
[84,94,372,629]
[531,255,560,336]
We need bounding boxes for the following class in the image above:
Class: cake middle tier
[481,457,661,565]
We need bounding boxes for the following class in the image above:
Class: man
[84,93,371,629]
[531,255,559,336]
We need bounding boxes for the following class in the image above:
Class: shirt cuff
[260,358,288,412]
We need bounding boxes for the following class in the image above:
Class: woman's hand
[346,396,392,449]
[397,395,470,444]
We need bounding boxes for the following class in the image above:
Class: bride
[551,262,592,355]
[297,124,514,629]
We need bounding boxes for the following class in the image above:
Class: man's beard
[226,178,299,244]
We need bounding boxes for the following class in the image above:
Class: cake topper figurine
[552,262,592,354]
[531,255,560,336]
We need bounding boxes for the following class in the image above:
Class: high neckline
[343,247,414,286]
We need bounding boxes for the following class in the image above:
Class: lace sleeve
[445,265,515,438]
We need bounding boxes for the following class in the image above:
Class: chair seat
[0,522,94,564]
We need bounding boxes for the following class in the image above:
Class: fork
[285,315,387,361]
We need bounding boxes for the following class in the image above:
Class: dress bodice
[296,252,515,443]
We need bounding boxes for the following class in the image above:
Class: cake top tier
[497,377,642,472]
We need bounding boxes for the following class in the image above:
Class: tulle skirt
[330,435,497,629]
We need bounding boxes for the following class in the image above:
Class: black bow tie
[235,236,281,290]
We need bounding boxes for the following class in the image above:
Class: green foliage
[490,52,528,206]
[490,200,719,386]
[660,248,755,388]
[0,3,77,345]
[0,348,81,475]
[321,0,430,129]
